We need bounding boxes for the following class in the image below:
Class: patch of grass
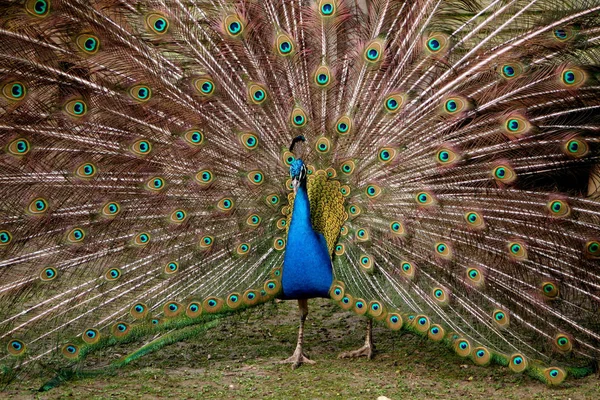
[5,299,600,399]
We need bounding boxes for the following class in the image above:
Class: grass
[5,299,600,399]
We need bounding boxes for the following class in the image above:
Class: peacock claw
[279,348,316,369]
[338,343,375,360]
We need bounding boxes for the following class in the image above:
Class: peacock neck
[281,179,334,300]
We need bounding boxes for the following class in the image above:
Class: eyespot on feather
[76,33,100,54]
[6,138,30,156]
[25,0,50,17]
[145,13,169,35]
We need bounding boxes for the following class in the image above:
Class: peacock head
[290,159,307,193]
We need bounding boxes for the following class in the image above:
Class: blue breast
[281,182,333,299]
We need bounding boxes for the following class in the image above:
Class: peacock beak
[292,178,300,194]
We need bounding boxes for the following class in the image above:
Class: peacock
[1,0,599,390]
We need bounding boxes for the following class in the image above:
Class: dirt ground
[4,298,600,399]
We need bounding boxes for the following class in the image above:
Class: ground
[5,299,600,399]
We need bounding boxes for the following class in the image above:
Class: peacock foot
[338,343,375,360]
[279,347,316,369]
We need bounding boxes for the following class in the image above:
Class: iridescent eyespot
[75,33,99,54]
[40,267,57,281]
[7,339,26,356]
[237,243,250,255]
[585,240,600,258]
[264,278,280,295]
[165,261,179,274]
[82,328,100,344]
[334,244,345,256]
[335,115,352,135]
[454,339,471,357]
[359,254,374,273]
[390,221,404,236]
[226,293,242,309]
[541,282,559,299]
[425,33,448,54]
[554,333,572,353]
[314,65,331,87]
[330,283,344,300]
[224,15,245,37]
[131,139,152,156]
[315,137,330,153]
[340,160,355,175]
[163,301,183,317]
[553,27,571,41]
[464,211,484,229]
[365,184,381,198]
[386,313,403,330]
[146,13,169,34]
[170,209,187,223]
[146,176,165,191]
[384,94,405,113]
[248,83,267,104]
[318,1,336,16]
[355,228,369,241]
[105,268,121,281]
[399,261,415,280]
[282,151,295,167]
[129,84,152,102]
[547,199,570,218]
[544,367,566,386]
[435,242,451,258]
[247,214,261,227]
[498,62,523,79]
[291,107,308,127]
[347,204,361,217]
[562,137,588,158]
[64,99,88,117]
[193,76,215,96]
[186,301,202,318]
[266,194,280,206]
[241,133,259,150]
[472,347,491,366]
[364,40,384,63]
[508,241,527,260]
[415,191,434,206]
[75,162,97,179]
[378,147,396,163]
[130,302,148,319]
[7,138,31,156]
[509,354,527,373]
[273,237,285,251]
[432,287,448,305]
[133,232,150,246]
[428,324,445,341]
[276,32,295,56]
[502,114,530,136]
[184,129,204,146]
[0,230,13,246]
[28,197,48,214]
[466,267,484,287]
[247,170,265,185]
[412,315,430,333]
[276,218,287,230]
[442,96,468,115]
[560,66,585,88]
[492,309,510,328]
[199,235,214,249]
[340,225,348,236]
[61,343,80,358]
[492,164,516,184]
[353,299,367,315]
[340,185,350,197]
[435,147,457,165]
[195,169,214,185]
[25,0,49,17]
[2,82,26,101]
[203,297,224,312]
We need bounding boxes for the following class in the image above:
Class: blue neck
[281,181,334,299]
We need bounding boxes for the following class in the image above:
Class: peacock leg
[338,319,375,359]
[279,298,316,369]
